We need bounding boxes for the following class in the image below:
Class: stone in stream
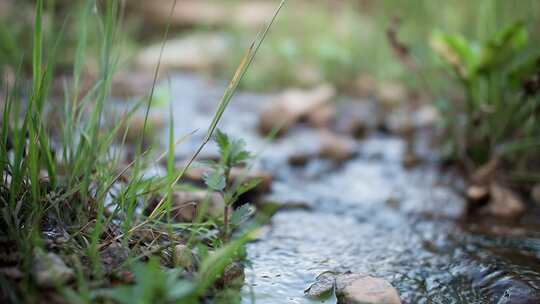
[284,129,357,165]
[333,100,380,139]
[307,103,337,129]
[340,276,401,304]
[305,272,401,304]
[466,185,490,206]
[483,183,526,218]
[319,130,358,162]
[467,182,526,219]
[258,84,336,136]
[33,249,75,288]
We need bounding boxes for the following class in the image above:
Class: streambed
[154,73,540,304]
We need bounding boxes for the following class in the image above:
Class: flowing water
[156,74,540,304]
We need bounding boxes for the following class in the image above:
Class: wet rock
[340,276,401,304]
[136,33,230,72]
[305,271,337,298]
[184,166,273,195]
[258,85,336,135]
[531,184,540,205]
[288,153,312,167]
[306,272,401,304]
[470,158,499,185]
[319,131,357,162]
[307,103,336,129]
[33,249,74,288]
[129,0,274,28]
[466,185,490,206]
[333,100,379,139]
[484,183,526,218]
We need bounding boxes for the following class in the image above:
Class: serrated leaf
[229,138,252,165]
[215,129,230,155]
[236,178,262,196]
[202,169,226,191]
[230,204,255,228]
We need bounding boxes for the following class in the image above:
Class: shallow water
[158,74,540,304]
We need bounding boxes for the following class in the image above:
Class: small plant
[107,258,194,304]
[430,22,540,174]
[202,129,259,241]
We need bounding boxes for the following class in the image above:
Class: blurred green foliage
[220,0,539,92]
[431,22,540,174]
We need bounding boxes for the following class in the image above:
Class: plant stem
[223,167,231,242]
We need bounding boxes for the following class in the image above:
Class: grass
[428,22,540,181]
[0,0,285,303]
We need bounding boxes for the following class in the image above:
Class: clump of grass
[430,22,540,180]
[0,0,285,302]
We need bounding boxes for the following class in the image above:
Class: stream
[153,73,540,304]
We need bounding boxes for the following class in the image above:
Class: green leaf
[230,204,255,228]
[430,30,478,80]
[215,129,230,155]
[477,22,529,72]
[236,178,262,197]
[203,169,226,191]
[229,138,252,165]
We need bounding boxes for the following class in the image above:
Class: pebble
[33,250,74,288]
[258,85,336,135]
[306,272,401,304]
